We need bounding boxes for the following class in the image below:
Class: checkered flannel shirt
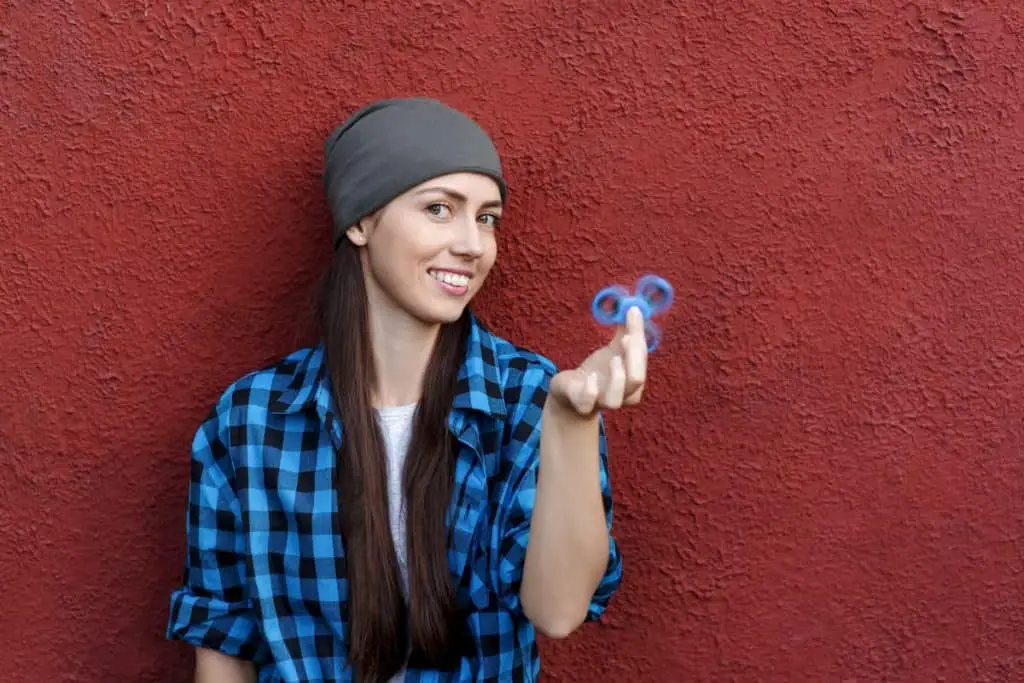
[166,312,622,682]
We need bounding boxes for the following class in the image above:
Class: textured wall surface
[2,1,1023,681]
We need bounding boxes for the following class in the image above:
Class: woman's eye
[479,213,501,228]
[427,203,451,218]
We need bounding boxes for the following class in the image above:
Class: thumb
[568,370,600,415]
[550,369,599,415]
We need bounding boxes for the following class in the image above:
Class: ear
[344,222,367,246]
[345,213,378,247]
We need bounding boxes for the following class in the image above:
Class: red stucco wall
[3,2,1023,681]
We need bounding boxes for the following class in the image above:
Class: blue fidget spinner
[591,274,674,352]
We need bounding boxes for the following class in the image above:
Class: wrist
[540,396,601,462]
[543,391,599,425]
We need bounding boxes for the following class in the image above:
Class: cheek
[366,243,417,293]
[480,237,498,274]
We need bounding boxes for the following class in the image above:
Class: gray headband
[323,97,507,249]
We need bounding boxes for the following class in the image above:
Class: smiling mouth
[428,269,471,288]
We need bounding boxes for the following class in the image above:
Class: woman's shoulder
[471,325,561,428]
[188,347,322,478]
[475,324,558,386]
[202,345,324,427]
[471,326,556,465]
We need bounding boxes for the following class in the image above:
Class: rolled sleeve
[496,363,623,621]
[166,396,268,662]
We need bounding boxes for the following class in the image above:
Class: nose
[450,215,484,259]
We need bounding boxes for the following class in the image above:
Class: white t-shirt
[377,403,418,682]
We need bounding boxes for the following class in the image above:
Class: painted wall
[3,2,1023,681]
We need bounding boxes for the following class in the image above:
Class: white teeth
[430,270,470,287]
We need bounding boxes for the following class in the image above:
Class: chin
[410,287,479,325]
[408,301,467,326]
[433,306,469,324]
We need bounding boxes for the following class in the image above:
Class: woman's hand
[548,305,649,417]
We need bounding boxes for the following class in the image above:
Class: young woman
[166,97,647,682]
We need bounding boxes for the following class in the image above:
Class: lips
[428,269,471,288]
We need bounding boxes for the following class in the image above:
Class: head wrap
[323,97,507,248]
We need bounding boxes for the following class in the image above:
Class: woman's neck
[366,302,440,409]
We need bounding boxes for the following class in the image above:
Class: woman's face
[346,172,503,327]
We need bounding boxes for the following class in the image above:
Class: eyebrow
[414,186,503,210]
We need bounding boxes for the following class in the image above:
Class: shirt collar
[269,311,507,421]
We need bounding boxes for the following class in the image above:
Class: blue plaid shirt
[166,313,622,682]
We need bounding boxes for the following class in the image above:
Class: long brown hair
[315,235,469,681]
